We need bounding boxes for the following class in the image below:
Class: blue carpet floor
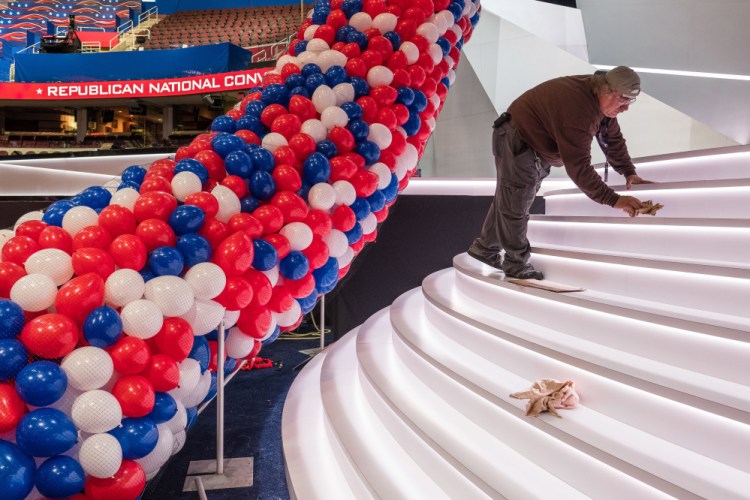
[142,329,331,500]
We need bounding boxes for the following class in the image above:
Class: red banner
[1,68,270,100]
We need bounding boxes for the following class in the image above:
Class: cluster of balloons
[0,0,480,498]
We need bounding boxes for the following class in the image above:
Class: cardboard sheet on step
[506,279,585,293]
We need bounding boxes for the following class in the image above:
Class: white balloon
[417,22,439,44]
[184,262,226,300]
[262,266,279,287]
[369,162,393,190]
[47,386,82,415]
[323,229,349,258]
[320,106,349,130]
[306,38,330,54]
[109,187,140,210]
[72,390,122,434]
[349,12,372,31]
[261,132,288,152]
[104,269,145,308]
[185,299,225,336]
[121,299,164,339]
[103,178,121,194]
[308,183,337,211]
[259,316,278,341]
[14,211,44,229]
[211,185,241,223]
[430,92,441,110]
[439,10,456,31]
[165,400,187,434]
[145,276,195,317]
[332,180,356,206]
[303,24,319,41]
[24,249,74,286]
[372,12,397,34]
[332,82,355,106]
[223,309,240,329]
[137,424,174,474]
[311,85,336,114]
[367,123,393,150]
[182,369,212,408]
[337,246,355,268]
[275,54,298,70]
[360,213,378,235]
[397,143,419,172]
[10,273,57,312]
[226,327,256,359]
[62,206,98,238]
[79,433,122,478]
[399,41,420,65]
[301,119,328,143]
[171,430,187,456]
[367,65,394,87]
[318,49,346,69]
[426,116,436,131]
[280,222,313,251]
[448,68,457,85]
[62,347,114,391]
[0,229,14,253]
[429,43,443,65]
[171,171,202,202]
[168,359,201,403]
[297,51,318,68]
[276,299,301,328]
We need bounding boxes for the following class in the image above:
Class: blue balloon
[16,408,77,457]
[35,456,84,499]
[285,73,305,90]
[174,158,209,184]
[78,186,111,209]
[297,181,312,201]
[279,251,310,280]
[303,152,331,184]
[304,72,327,94]
[335,25,356,43]
[15,361,67,407]
[117,180,141,191]
[298,289,318,314]
[109,417,158,460]
[261,83,290,106]
[403,110,421,136]
[176,233,213,267]
[244,100,266,117]
[249,147,275,172]
[83,305,122,348]
[149,246,185,276]
[186,406,199,429]
[448,0,464,21]
[0,299,24,339]
[148,392,177,424]
[300,63,322,78]
[293,40,308,56]
[348,119,369,142]
[0,439,35,500]
[203,373,218,405]
[340,101,363,120]
[350,77,370,99]
[224,150,254,178]
[411,89,428,112]
[139,265,156,283]
[236,114,264,136]
[436,36,451,56]
[289,85,311,99]
[470,12,480,26]
[355,140,380,165]
[383,173,399,203]
[441,76,451,89]
[262,326,281,346]
[41,200,74,227]
[347,30,368,50]
[311,6,329,24]
[240,195,261,213]
[345,222,363,245]
[168,205,206,235]
[0,339,27,381]
[249,170,276,201]
[204,328,225,341]
[121,165,147,185]
[224,357,237,377]
[211,133,246,159]
[396,86,415,106]
[367,190,386,212]
[316,140,338,159]
[245,142,261,153]
[325,65,347,87]
[252,239,278,271]
[383,30,401,51]
[211,115,237,133]
[189,336,210,372]
[313,258,340,293]
[350,197,372,220]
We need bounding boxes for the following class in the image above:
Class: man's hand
[625,174,653,190]
[614,195,643,217]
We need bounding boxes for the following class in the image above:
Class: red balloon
[351,170,379,198]
[132,191,177,223]
[153,317,194,363]
[356,96,379,122]
[284,272,316,299]
[56,273,105,324]
[98,205,137,237]
[288,95,317,122]
[272,164,302,192]
[220,175,248,199]
[360,48,383,69]
[252,205,284,235]
[374,205,390,223]
[303,237,330,270]
[329,156,358,182]
[267,285,294,313]
[329,127,355,153]
[244,269,272,307]
[234,129,261,145]
[273,146,300,170]
[72,247,116,280]
[280,62,301,79]
[287,133,317,161]
[143,354,179,392]
[184,192,219,219]
[194,150,226,181]
[108,234,148,271]
[139,175,172,194]
[0,262,26,298]
[186,140,211,158]
[236,305,272,339]
[271,113,302,139]
[305,210,333,238]
[363,0,387,16]
[228,213,264,239]
[247,338,263,360]
[15,220,47,241]
[350,237,365,254]
[375,108,398,130]
[368,35,394,59]
[408,64,427,87]
[386,50,408,72]
[263,233,290,260]
[20,313,79,359]
[260,103,287,128]
[214,231,254,277]
[37,226,74,254]
[370,85,399,108]
[214,276,253,310]
[109,336,151,375]
[85,460,146,500]
[391,68,412,88]
[207,340,227,372]
[135,218,178,252]
[1,235,40,265]
[112,376,155,417]
[387,125,407,153]
[199,218,231,249]
[150,158,176,170]
[73,225,113,251]
[174,146,192,161]
[314,24,336,45]
[332,205,357,232]
[345,58,367,78]
[0,383,26,433]
[271,191,309,224]
[226,109,242,120]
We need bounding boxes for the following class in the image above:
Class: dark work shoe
[505,266,544,280]
[466,249,502,270]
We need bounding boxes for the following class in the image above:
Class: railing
[56,25,105,36]
[250,33,294,63]
[139,5,158,26]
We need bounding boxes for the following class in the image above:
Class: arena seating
[143,4,308,50]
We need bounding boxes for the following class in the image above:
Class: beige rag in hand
[637,200,664,216]
[510,379,580,417]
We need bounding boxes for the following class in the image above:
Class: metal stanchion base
[182,457,254,492]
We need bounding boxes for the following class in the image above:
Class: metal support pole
[216,320,226,475]
[194,477,208,500]
[320,294,325,351]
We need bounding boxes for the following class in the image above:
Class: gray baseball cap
[605,66,641,98]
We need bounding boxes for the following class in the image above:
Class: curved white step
[394,289,750,499]
[615,149,750,183]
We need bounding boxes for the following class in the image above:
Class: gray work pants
[472,122,550,274]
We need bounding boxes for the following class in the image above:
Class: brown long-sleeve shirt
[508,75,636,207]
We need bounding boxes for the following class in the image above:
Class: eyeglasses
[614,93,637,105]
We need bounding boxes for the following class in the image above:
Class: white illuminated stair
[283,148,750,499]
